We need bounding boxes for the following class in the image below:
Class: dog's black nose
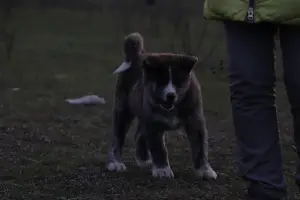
[166,92,176,103]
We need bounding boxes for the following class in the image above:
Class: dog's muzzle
[159,103,174,111]
[159,92,177,111]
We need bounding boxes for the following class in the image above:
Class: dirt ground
[0,8,299,200]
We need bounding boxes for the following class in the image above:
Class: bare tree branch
[3,32,15,61]
[199,35,220,65]
[194,21,207,54]
[2,0,16,62]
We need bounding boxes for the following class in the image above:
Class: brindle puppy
[107,32,217,179]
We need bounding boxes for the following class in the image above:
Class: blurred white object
[293,144,297,152]
[113,61,131,74]
[65,95,106,105]
[54,74,68,79]
[12,88,20,91]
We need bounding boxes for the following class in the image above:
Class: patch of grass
[0,7,299,200]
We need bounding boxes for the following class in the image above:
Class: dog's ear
[141,54,163,70]
[141,54,167,81]
[141,53,176,69]
[141,53,198,73]
[178,55,198,73]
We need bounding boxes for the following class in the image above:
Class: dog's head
[141,53,198,111]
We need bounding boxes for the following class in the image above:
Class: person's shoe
[247,183,287,200]
[247,195,286,200]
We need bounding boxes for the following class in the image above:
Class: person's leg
[279,25,300,187]
[224,21,286,199]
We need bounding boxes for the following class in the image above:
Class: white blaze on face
[163,67,176,101]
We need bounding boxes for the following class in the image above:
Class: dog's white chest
[153,113,181,130]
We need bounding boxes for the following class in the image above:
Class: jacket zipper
[246,0,255,22]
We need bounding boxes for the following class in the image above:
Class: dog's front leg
[145,125,174,178]
[107,99,134,172]
[183,113,217,180]
[135,123,152,168]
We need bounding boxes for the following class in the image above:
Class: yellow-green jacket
[204,0,300,25]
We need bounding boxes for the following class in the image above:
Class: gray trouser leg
[224,21,286,199]
[280,25,300,186]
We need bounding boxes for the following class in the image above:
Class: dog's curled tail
[113,32,144,74]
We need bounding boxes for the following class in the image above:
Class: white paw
[136,158,152,168]
[106,161,127,172]
[195,164,217,180]
[152,166,174,178]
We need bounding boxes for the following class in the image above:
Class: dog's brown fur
[107,32,217,179]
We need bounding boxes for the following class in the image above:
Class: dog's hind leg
[107,99,134,172]
[135,122,152,168]
[145,125,174,178]
[183,113,217,180]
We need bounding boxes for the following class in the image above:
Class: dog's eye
[172,75,187,86]
[144,67,169,85]
[172,69,189,86]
